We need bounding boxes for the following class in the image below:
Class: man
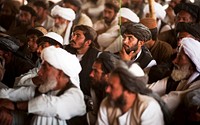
[15,32,64,87]
[93,0,120,51]
[0,35,34,87]
[148,38,200,124]
[62,0,93,27]
[103,7,140,53]
[26,26,48,65]
[50,5,75,45]
[88,51,119,125]
[120,22,156,73]
[32,1,54,30]
[96,62,170,125]
[140,17,173,64]
[0,46,86,125]
[158,2,200,49]
[65,25,100,97]
[5,5,37,55]
[176,22,200,47]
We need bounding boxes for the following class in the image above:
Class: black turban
[176,22,200,41]
[121,22,152,42]
[174,3,200,23]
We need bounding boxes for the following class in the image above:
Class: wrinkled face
[171,48,193,81]
[122,33,139,54]
[53,15,68,28]
[90,61,104,85]
[27,34,38,52]
[18,10,33,25]
[175,10,194,24]
[70,30,86,49]
[177,32,194,47]
[103,7,117,25]
[38,61,59,93]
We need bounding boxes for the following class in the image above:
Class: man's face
[70,30,86,49]
[122,33,139,54]
[38,61,59,93]
[175,10,194,24]
[52,15,68,35]
[171,48,193,81]
[90,62,105,86]
[18,10,33,26]
[103,7,117,25]
[33,6,45,21]
[27,34,38,52]
[106,74,126,107]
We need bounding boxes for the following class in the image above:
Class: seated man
[0,46,86,125]
[96,62,171,125]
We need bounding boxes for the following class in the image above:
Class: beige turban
[120,7,139,23]
[51,5,76,45]
[41,46,82,88]
[180,37,200,72]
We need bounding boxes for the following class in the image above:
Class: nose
[105,85,111,94]
[89,70,94,78]
[123,37,129,44]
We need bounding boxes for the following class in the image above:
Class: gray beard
[38,76,57,93]
[52,23,67,35]
[171,64,192,81]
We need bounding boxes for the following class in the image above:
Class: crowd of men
[0,0,200,125]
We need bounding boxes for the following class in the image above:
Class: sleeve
[141,100,164,125]
[28,88,86,120]
[96,99,109,125]
[0,86,36,101]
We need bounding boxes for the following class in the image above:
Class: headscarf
[176,22,200,41]
[121,22,152,42]
[41,46,82,88]
[51,5,76,45]
[120,7,139,23]
[180,37,200,72]
[143,2,166,20]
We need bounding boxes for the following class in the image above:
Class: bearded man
[0,46,86,125]
[148,37,200,124]
[50,5,75,45]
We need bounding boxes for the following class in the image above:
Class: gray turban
[121,22,152,42]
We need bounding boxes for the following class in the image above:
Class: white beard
[38,76,57,93]
[171,64,192,81]
[52,23,67,35]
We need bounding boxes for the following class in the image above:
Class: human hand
[0,107,13,125]
[0,99,14,110]
[120,47,136,61]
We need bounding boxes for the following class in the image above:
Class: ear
[85,40,92,46]
[138,41,144,46]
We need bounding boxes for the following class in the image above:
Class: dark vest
[129,46,154,69]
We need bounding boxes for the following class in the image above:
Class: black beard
[91,80,107,103]
[123,44,138,54]
[114,93,126,107]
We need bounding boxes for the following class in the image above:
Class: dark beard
[91,80,107,103]
[114,93,126,107]
[123,44,138,54]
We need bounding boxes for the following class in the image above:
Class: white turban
[44,32,64,45]
[143,2,166,20]
[51,5,76,45]
[120,7,139,23]
[41,46,82,88]
[180,37,200,72]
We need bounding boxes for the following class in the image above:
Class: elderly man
[120,22,156,73]
[50,5,75,45]
[96,62,170,125]
[0,46,86,125]
[93,0,120,51]
[148,38,200,124]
